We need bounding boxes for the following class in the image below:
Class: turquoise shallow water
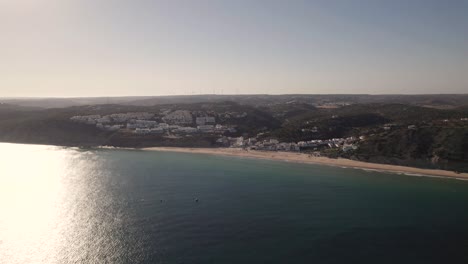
[1,143,468,264]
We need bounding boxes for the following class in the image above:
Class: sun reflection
[0,143,101,263]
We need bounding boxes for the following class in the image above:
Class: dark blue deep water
[1,143,468,264]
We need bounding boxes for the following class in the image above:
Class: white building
[158,123,169,129]
[269,139,279,144]
[102,125,121,131]
[197,124,214,133]
[135,128,151,134]
[343,144,357,152]
[196,116,216,125]
[232,137,244,147]
[163,110,193,125]
[96,116,112,124]
[150,128,164,134]
[175,127,198,133]
[109,112,154,122]
[135,120,158,127]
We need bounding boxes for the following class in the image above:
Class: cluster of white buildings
[134,127,164,134]
[70,115,102,125]
[96,124,122,131]
[133,123,195,135]
[162,110,193,125]
[196,116,216,125]
[218,112,248,119]
[301,126,319,133]
[108,112,155,122]
[133,123,236,135]
[219,136,359,153]
[71,111,237,135]
[297,137,358,149]
[71,112,157,132]
[127,120,158,129]
[71,112,154,124]
[217,137,300,151]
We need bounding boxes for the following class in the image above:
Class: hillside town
[3,94,468,173]
[70,110,237,135]
[71,110,361,154]
[216,136,359,154]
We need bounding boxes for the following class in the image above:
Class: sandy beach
[142,147,468,180]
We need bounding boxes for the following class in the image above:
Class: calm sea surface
[1,143,468,264]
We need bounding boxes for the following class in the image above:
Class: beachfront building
[342,144,358,152]
[232,137,244,147]
[269,139,279,144]
[224,135,362,153]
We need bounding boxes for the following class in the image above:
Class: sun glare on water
[0,144,102,263]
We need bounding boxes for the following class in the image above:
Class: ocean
[1,143,468,264]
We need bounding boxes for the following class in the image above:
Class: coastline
[142,147,468,180]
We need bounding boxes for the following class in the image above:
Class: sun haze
[1,0,467,97]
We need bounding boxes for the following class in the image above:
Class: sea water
[1,143,467,264]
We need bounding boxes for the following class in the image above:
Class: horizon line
[2,93,468,100]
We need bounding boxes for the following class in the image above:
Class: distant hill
[2,94,468,109]
[0,99,466,172]
[0,101,280,147]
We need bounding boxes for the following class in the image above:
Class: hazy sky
[1,0,468,97]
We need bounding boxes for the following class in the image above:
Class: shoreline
[141,147,468,180]
[1,142,465,180]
